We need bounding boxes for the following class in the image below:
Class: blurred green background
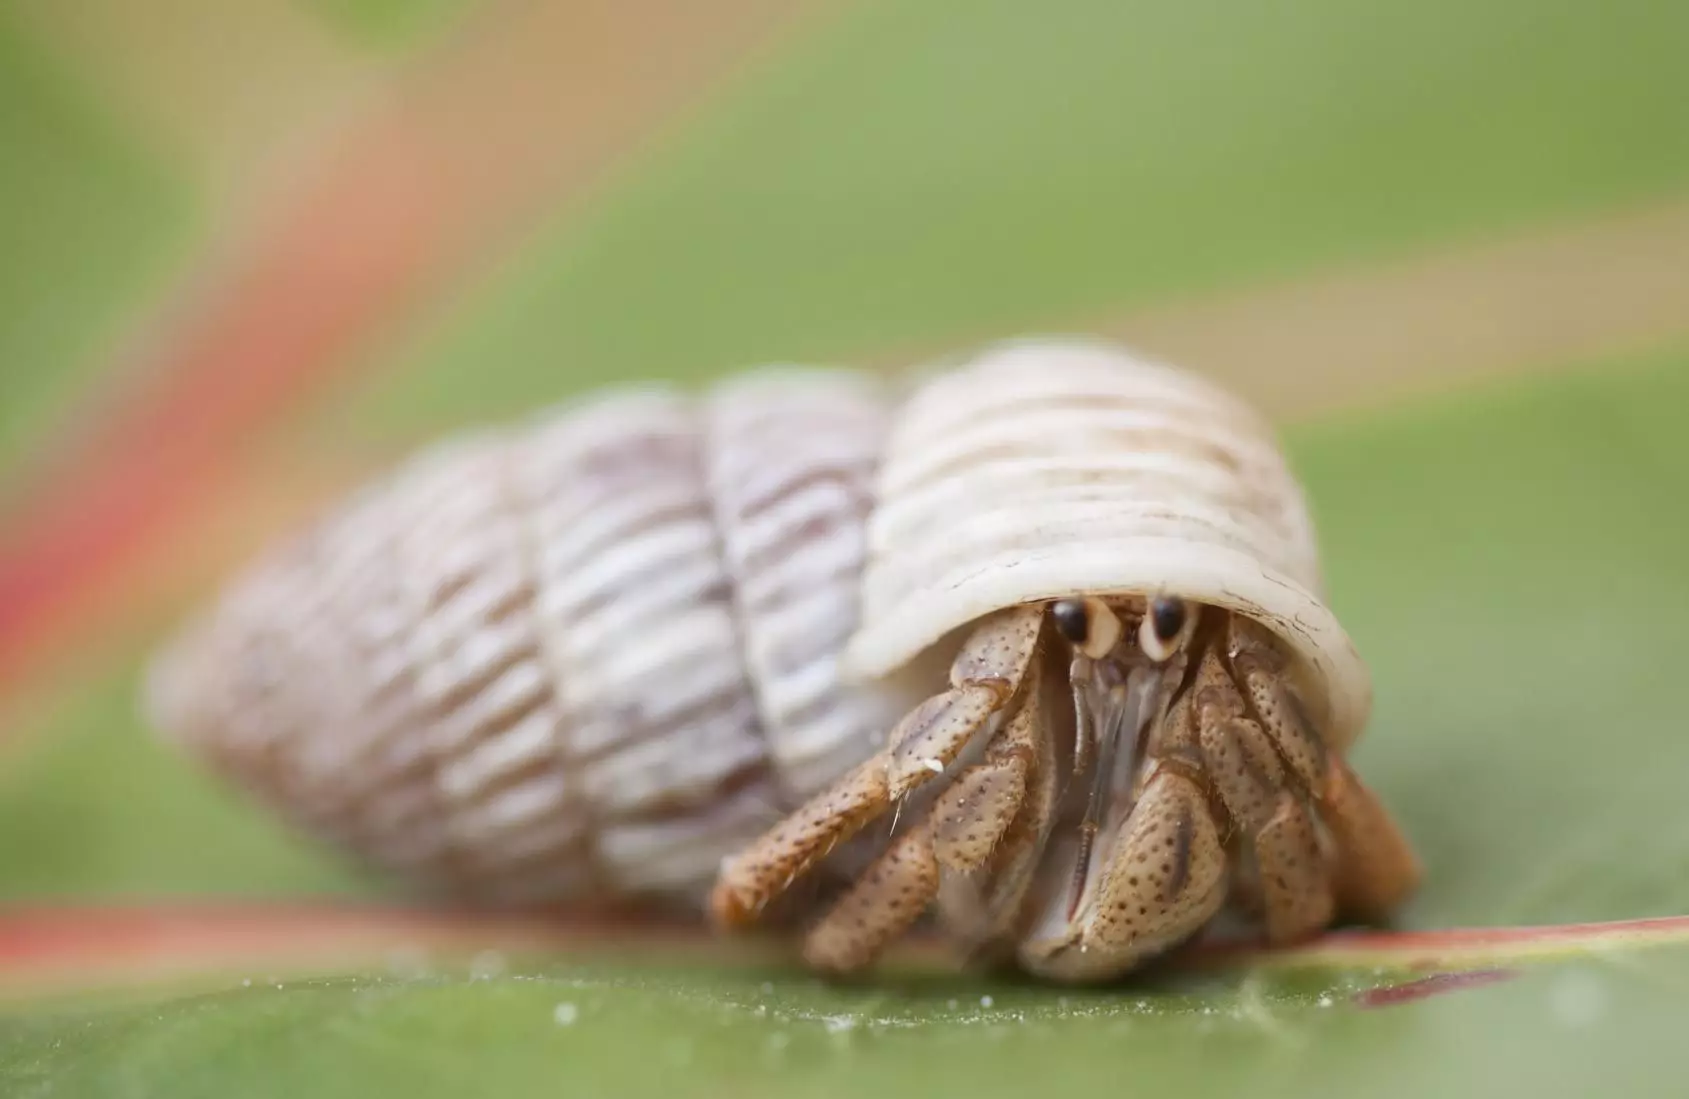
[1,1,1688,1095]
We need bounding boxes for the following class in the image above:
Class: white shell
[145,368,914,908]
[843,337,1371,752]
[144,337,1372,916]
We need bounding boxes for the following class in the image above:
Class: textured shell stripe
[144,369,916,908]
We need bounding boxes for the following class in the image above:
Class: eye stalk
[1051,597,1121,660]
[1138,595,1194,662]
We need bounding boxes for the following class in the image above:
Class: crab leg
[1097,765,1230,962]
[1318,757,1423,920]
[1226,616,1422,921]
[709,605,1045,928]
[1176,648,1334,943]
[1023,759,1229,982]
[801,826,941,974]
[935,649,1063,957]
[804,656,1059,973]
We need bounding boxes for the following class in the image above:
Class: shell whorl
[145,368,909,908]
[843,337,1371,752]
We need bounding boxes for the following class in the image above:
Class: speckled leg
[1041,765,1230,979]
[803,827,940,973]
[1178,648,1334,944]
[804,636,1060,973]
[710,605,1045,929]
[1226,616,1421,922]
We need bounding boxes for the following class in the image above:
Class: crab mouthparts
[1060,660,1163,923]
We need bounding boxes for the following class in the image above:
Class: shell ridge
[700,368,904,806]
[846,338,1371,752]
[500,423,615,903]
[399,435,589,896]
[520,390,779,898]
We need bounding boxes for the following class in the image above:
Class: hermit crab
[144,337,1420,983]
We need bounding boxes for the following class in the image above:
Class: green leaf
[1302,347,1689,930]
[3,0,1689,1089]
[3,912,1689,1099]
[5,345,1689,1095]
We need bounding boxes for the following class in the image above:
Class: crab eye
[1052,597,1120,660]
[1051,600,1088,645]
[1139,596,1192,661]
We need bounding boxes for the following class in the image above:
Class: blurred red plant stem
[0,0,830,701]
[1187,914,1689,971]
[0,902,690,968]
[0,129,437,696]
[2,906,1686,992]
[1352,968,1515,1009]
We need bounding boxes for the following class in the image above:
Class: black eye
[1052,600,1090,646]
[1149,596,1187,644]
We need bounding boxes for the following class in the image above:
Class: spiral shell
[146,367,917,908]
[145,336,1378,923]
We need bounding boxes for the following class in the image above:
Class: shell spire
[142,368,911,909]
